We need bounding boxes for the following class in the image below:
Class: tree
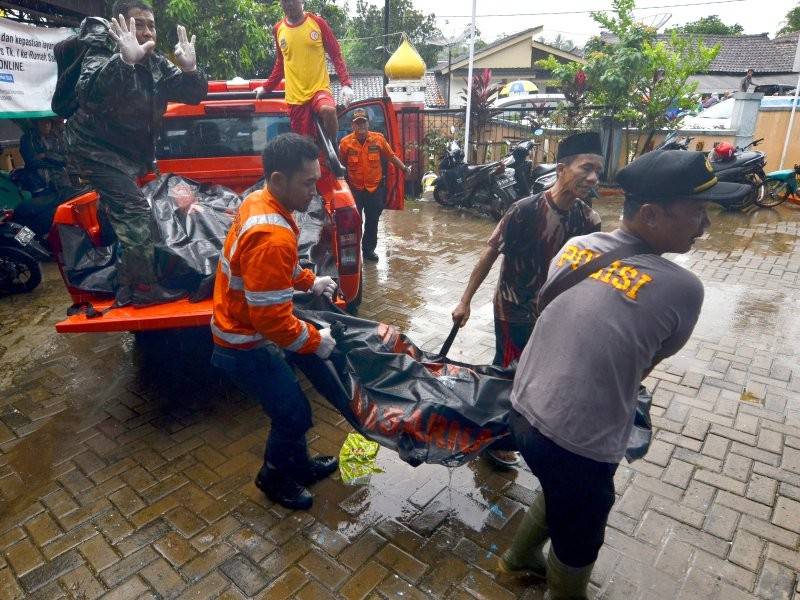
[345,0,441,70]
[459,68,499,162]
[583,0,653,118]
[667,15,744,35]
[631,32,718,153]
[535,56,588,130]
[536,0,718,161]
[778,3,800,35]
[537,34,577,53]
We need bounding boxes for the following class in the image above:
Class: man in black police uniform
[499,150,751,599]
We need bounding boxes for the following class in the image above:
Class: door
[338,98,405,210]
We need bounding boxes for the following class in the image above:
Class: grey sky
[361,0,797,46]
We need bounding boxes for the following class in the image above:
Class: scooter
[433,140,520,221]
[0,208,50,295]
[654,134,768,210]
[763,164,800,208]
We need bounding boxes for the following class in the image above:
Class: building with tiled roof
[628,32,800,94]
[327,67,448,108]
[437,27,586,107]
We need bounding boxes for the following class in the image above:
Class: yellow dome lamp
[385,35,426,81]
[384,34,427,108]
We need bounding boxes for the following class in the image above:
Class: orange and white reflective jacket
[211,188,320,353]
[339,131,397,192]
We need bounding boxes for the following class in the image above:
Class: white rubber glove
[315,328,336,359]
[311,276,337,301]
[340,85,355,107]
[173,25,197,72]
[109,15,155,65]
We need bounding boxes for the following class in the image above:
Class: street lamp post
[447,45,452,107]
[383,0,390,88]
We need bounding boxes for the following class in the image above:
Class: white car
[681,96,800,130]
[680,98,735,130]
[492,93,566,109]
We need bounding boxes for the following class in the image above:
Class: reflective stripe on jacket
[211,187,319,353]
[339,131,396,192]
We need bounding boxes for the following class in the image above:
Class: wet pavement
[1,196,800,599]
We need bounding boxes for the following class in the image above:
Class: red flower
[574,70,587,93]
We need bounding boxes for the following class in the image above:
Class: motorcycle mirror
[534,128,544,136]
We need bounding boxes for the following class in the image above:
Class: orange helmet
[714,142,735,161]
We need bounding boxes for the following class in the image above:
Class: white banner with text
[0,18,74,118]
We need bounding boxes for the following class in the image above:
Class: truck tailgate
[56,298,213,333]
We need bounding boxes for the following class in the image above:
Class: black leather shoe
[363,251,379,262]
[295,456,338,487]
[131,283,186,307]
[255,466,313,510]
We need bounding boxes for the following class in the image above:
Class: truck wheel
[347,267,363,315]
[0,247,42,295]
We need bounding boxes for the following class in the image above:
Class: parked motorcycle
[0,208,50,295]
[655,134,768,210]
[433,140,521,220]
[763,164,800,208]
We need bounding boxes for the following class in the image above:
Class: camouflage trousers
[72,155,157,286]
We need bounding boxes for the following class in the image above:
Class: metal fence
[396,106,556,194]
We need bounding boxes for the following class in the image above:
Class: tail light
[334,205,361,276]
[1,209,13,223]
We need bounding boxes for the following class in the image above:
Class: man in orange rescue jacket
[211,133,339,510]
[259,0,353,141]
[339,108,411,261]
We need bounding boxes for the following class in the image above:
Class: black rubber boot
[499,490,548,579]
[255,464,313,511]
[544,547,594,600]
[294,456,338,487]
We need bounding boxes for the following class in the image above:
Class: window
[156,114,291,159]
[336,105,388,146]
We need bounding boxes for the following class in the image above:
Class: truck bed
[56,297,213,333]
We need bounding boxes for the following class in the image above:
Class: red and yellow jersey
[263,12,351,106]
[211,187,319,353]
[339,131,397,192]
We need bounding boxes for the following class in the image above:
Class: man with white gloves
[65,0,207,306]
[258,0,353,142]
[211,133,340,510]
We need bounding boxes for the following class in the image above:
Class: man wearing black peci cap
[451,131,603,467]
[499,150,751,599]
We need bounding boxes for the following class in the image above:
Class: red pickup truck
[50,79,404,333]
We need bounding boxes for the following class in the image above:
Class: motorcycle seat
[531,163,557,178]
[712,151,763,171]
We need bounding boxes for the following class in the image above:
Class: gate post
[731,91,764,149]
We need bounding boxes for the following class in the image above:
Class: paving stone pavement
[0,197,799,599]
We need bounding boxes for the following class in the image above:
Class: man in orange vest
[259,0,353,141]
[339,109,411,261]
[211,133,339,510]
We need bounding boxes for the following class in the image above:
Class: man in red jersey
[259,0,353,141]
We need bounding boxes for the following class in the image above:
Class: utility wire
[436,0,748,18]
[339,30,405,42]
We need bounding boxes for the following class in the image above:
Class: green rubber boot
[499,491,548,578]
[543,547,594,600]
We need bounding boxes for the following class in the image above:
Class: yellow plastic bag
[339,433,383,485]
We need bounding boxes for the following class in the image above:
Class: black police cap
[617,149,751,203]
[557,131,603,161]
